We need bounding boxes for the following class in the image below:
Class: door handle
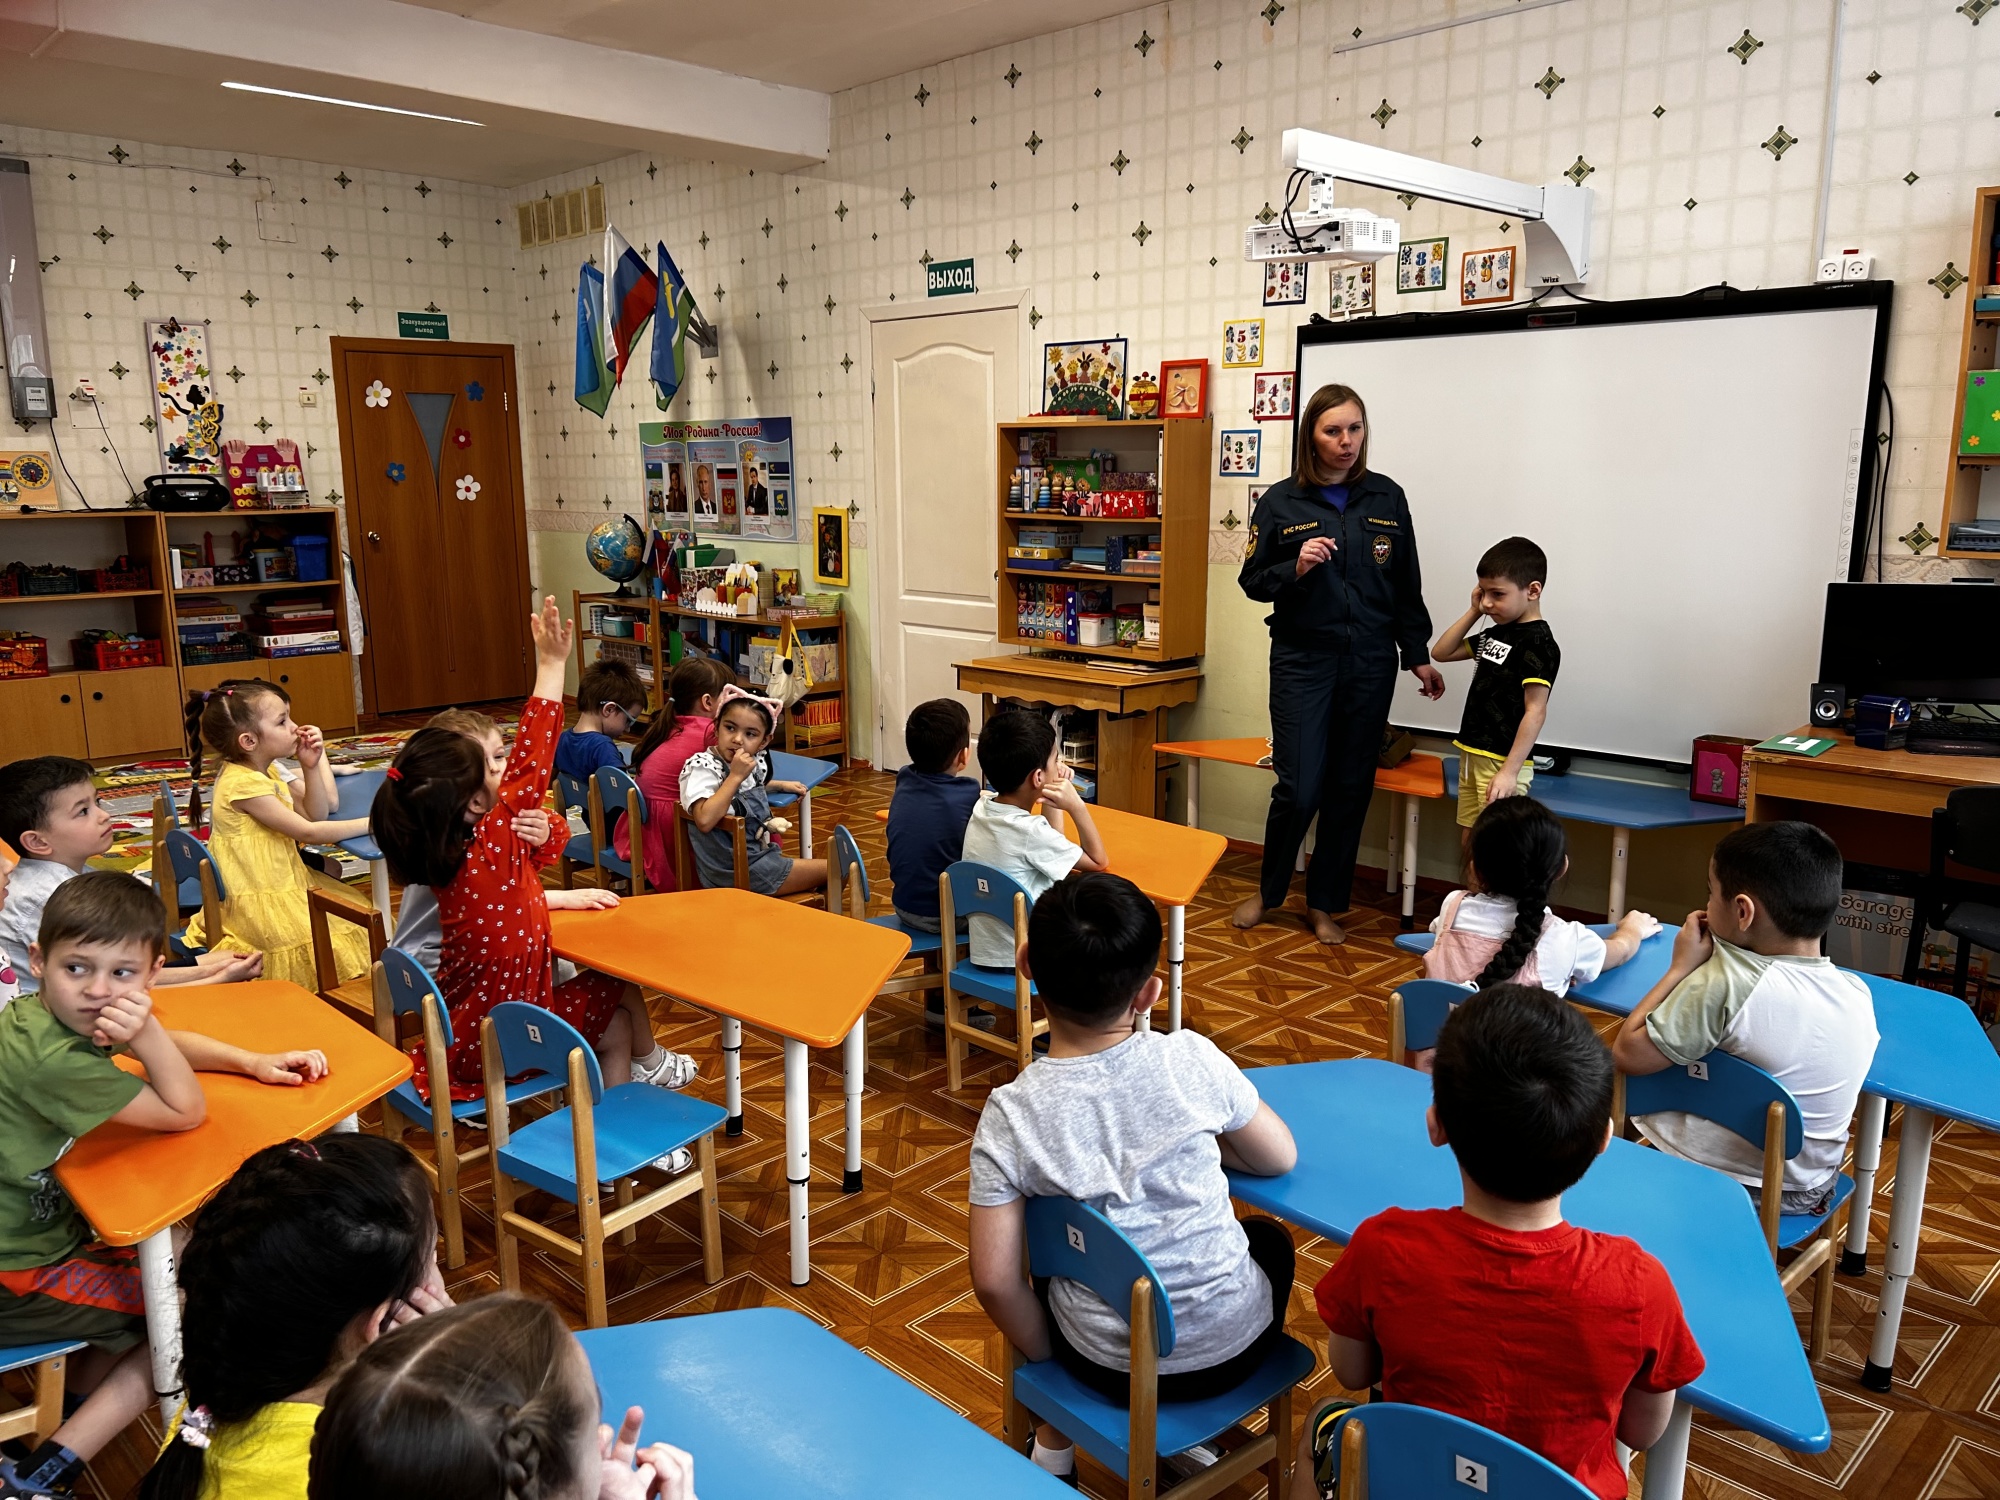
[367,531,382,543]
[91,691,103,702]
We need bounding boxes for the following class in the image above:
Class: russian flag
[602,225,657,384]
[573,261,611,417]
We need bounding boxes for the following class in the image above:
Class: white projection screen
[1293,284,1890,765]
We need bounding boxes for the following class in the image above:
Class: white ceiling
[396,0,1148,93]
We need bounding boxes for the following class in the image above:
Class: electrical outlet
[297,386,318,408]
[1815,257,1845,284]
[70,378,96,402]
[1842,253,1874,281]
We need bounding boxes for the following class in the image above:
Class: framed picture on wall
[812,506,850,587]
[1159,359,1208,419]
[1222,318,1265,368]
[1397,237,1449,294]
[1460,245,1517,306]
[1041,339,1128,418]
[1251,371,1295,421]
[1219,429,1261,476]
[1328,264,1375,317]
[1262,261,1308,307]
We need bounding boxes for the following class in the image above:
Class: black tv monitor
[1819,583,2000,704]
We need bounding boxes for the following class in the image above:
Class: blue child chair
[1004,1197,1313,1500]
[938,860,1042,1091]
[0,1340,85,1451]
[1386,979,1477,1064]
[159,827,225,957]
[372,948,570,1270]
[826,824,944,1006]
[1621,1049,1854,1360]
[481,1000,727,1328]
[592,764,647,895]
[1321,1403,1597,1499]
[554,769,599,889]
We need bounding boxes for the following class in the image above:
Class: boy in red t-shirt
[1304,984,1704,1500]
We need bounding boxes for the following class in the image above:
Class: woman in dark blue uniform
[1233,383,1445,944]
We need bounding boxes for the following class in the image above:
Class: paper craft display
[1960,371,2000,455]
[1328,264,1375,317]
[1219,429,1261,476]
[1042,340,1128,418]
[1397,237,1449,294]
[0,451,54,510]
[147,317,224,473]
[1262,262,1307,306]
[1127,372,1160,419]
[1222,319,1265,368]
[222,439,305,507]
[1460,245,1516,306]
[1252,372,1295,421]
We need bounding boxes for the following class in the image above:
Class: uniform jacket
[1237,471,1433,668]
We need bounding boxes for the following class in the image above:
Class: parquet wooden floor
[47,760,2000,1498]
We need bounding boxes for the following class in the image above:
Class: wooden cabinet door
[0,675,87,761]
[265,654,355,734]
[80,667,183,760]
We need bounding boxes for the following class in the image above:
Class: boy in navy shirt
[887,699,979,933]
[555,659,648,781]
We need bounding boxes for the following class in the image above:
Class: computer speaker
[1811,682,1846,728]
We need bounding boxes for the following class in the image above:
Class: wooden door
[869,307,1020,767]
[332,339,532,714]
[0,675,86,761]
[80,667,182,760]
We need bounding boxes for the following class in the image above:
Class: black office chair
[1904,785,2000,1003]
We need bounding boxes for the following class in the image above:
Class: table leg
[721,1017,743,1137]
[1864,1103,1935,1392]
[1385,794,1401,896]
[784,1037,811,1285]
[370,858,391,919]
[1400,795,1420,930]
[842,1017,865,1193]
[1185,758,1201,831]
[1638,1400,1691,1500]
[1167,904,1185,1033]
[801,792,814,861]
[1608,826,1631,921]
[1841,1093,1887,1275]
[137,1229,181,1428]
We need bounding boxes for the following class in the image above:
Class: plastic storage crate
[0,634,48,678]
[73,636,165,671]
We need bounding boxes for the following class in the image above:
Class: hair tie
[385,766,403,782]
[180,1404,215,1449]
[288,1140,321,1162]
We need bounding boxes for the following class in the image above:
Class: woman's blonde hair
[1292,383,1370,488]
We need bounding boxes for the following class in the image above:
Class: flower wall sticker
[385,461,406,483]
[464,381,485,402]
[455,475,481,502]
[364,379,392,409]
[451,428,472,449]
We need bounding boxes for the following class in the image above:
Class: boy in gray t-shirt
[967,874,1299,1485]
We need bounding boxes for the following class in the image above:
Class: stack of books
[175,596,251,665]
[252,597,341,658]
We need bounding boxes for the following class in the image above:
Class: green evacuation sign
[397,311,450,340]
[925,258,976,297]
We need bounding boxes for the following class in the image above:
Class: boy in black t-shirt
[1432,537,1560,840]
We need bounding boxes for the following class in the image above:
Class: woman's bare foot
[1232,895,1269,929]
[1308,908,1347,945]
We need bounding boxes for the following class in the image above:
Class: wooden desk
[1744,727,2000,869]
[954,654,1201,816]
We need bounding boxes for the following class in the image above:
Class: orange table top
[1154,739,1447,798]
[55,980,414,1247]
[549,888,911,1049]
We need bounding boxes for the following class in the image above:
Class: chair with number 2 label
[1326,1403,1596,1498]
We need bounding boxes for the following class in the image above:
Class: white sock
[1031,1438,1074,1475]
[635,1042,667,1069]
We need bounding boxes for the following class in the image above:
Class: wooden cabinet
[78,667,182,760]
[183,654,356,735]
[0,675,88,761]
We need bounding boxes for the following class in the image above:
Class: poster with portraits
[640,417,795,539]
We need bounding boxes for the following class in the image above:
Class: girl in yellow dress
[181,680,373,988]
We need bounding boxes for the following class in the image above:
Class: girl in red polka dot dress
[371,596,698,1106]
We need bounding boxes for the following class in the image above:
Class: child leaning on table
[969,874,1299,1486]
[308,1293,695,1500]
[0,872,329,1500]
[1612,820,1878,1216]
[0,756,261,995]
[138,1133,450,1500]
[1304,984,1702,1500]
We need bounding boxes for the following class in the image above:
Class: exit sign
[925,258,976,297]
[397,311,450,340]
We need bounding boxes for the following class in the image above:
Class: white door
[869,306,1021,767]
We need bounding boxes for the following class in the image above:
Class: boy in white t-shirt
[968,874,1298,1485]
[959,709,1107,969]
[1612,821,1878,1214]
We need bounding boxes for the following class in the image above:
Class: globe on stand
[585,513,648,598]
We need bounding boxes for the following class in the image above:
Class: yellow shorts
[1457,750,1533,828]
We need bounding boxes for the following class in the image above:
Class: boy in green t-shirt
[0,872,329,1500]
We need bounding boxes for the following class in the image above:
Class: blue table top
[578,1308,1072,1499]
[1226,1058,1828,1453]
[1443,761,1743,832]
[331,768,384,861]
[767,750,838,809]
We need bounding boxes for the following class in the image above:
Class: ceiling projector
[1244,175,1399,265]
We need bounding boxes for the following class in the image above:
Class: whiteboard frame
[1292,281,1895,769]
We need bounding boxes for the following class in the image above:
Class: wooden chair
[1385,979,1475,1065]
[668,800,824,907]
[148,780,187,945]
[1003,1197,1312,1500]
[482,1001,727,1327]
[158,829,225,953]
[372,948,570,1270]
[825,824,944,1008]
[0,1341,85,1450]
[307,884,387,1023]
[590,764,647,895]
[1325,1403,1597,1499]
[1618,1050,1854,1360]
[938,860,1043,1091]
[555,770,600,890]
